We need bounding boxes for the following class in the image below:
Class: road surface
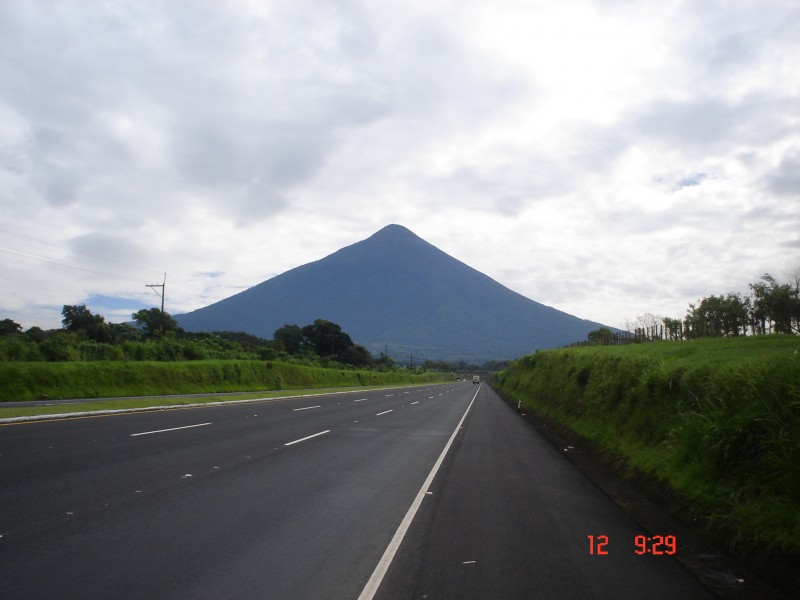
[0,382,713,599]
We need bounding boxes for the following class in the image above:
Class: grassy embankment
[492,335,799,589]
[0,360,451,408]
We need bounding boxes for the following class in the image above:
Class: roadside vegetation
[579,270,799,345]
[492,334,799,591]
[0,306,468,402]
[0,359,450,403]
[0,305,497,372]
[0,307,384,368]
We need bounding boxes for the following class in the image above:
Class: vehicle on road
[472,375,480,384]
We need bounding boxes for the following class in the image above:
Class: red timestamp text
[587,535,609,555]
[587,534,677,555]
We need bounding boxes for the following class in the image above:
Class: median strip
[284,430,331,446]
[131,423,211,437]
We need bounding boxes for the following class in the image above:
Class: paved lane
[1,381,718,599]
[0,382,474,599]
[370,384,714,600]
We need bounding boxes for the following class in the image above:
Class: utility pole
[146,273,166,335]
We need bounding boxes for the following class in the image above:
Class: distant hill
[175,224,609,363]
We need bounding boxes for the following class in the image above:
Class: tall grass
[0,360,451,402]
[493,335,800,585]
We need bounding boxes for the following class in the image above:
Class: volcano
[175,224,607,362]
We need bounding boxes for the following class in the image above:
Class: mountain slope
[175,225,607,362]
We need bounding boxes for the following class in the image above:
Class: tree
[24,326,46,342]
[132,308,180,337]
[685,293,750,337]
[587,326,614,345]
[628,313,662,340]
[339,344,374,367]
[110,322,142,342]
[0,319,22,336]
[213,331,270,353]
[274,324,305,354]
[662,317,683,340]
[375,352,396,370]
[300,319,354,358]
[749,273,800,334]
[61,305,113,343]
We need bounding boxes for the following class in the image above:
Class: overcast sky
[1,0,798,334]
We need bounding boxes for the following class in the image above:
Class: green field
[0,359,451,404]
[492,335,799,591]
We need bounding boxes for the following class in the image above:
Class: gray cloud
[68,233,158,277]
[762,149,800,197]
[630,94,794,156]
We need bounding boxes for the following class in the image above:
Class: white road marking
[293,405,321,411]
[284,430,331,446]
[131,423,211,437]
[358,387,478,600]
[410,401,419,405]
[385,394,394,397]
[375,410,393,416]
[354,398,368,402]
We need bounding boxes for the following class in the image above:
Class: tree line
[0,306,505,372]
[583,271,800,345]
[0,307,386,368]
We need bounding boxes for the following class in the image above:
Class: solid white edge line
[131,423,211,437]
[357,384,480,600]
[284,429,331,446]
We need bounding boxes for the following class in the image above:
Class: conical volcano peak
[175,225,608,361]
[369,224,419,241]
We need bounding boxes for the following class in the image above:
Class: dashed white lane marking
[358,387,478,600]
[131,423,211,437]
[284,430,331,446]
[293,405,322,411]
[375,410,393,416]
[354,398,368,402]
[410,401,419,405]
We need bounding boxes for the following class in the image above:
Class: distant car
[472,375,480,384]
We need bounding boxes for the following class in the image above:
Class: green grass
[0,359,452,403]
[492,335,800,586]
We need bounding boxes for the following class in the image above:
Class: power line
[0,245,145,285]
[0,227,160,276]
[0,227,197,287]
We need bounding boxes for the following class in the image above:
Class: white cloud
[0,0,798,334]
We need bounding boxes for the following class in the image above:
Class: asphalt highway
[0,382,714,599]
